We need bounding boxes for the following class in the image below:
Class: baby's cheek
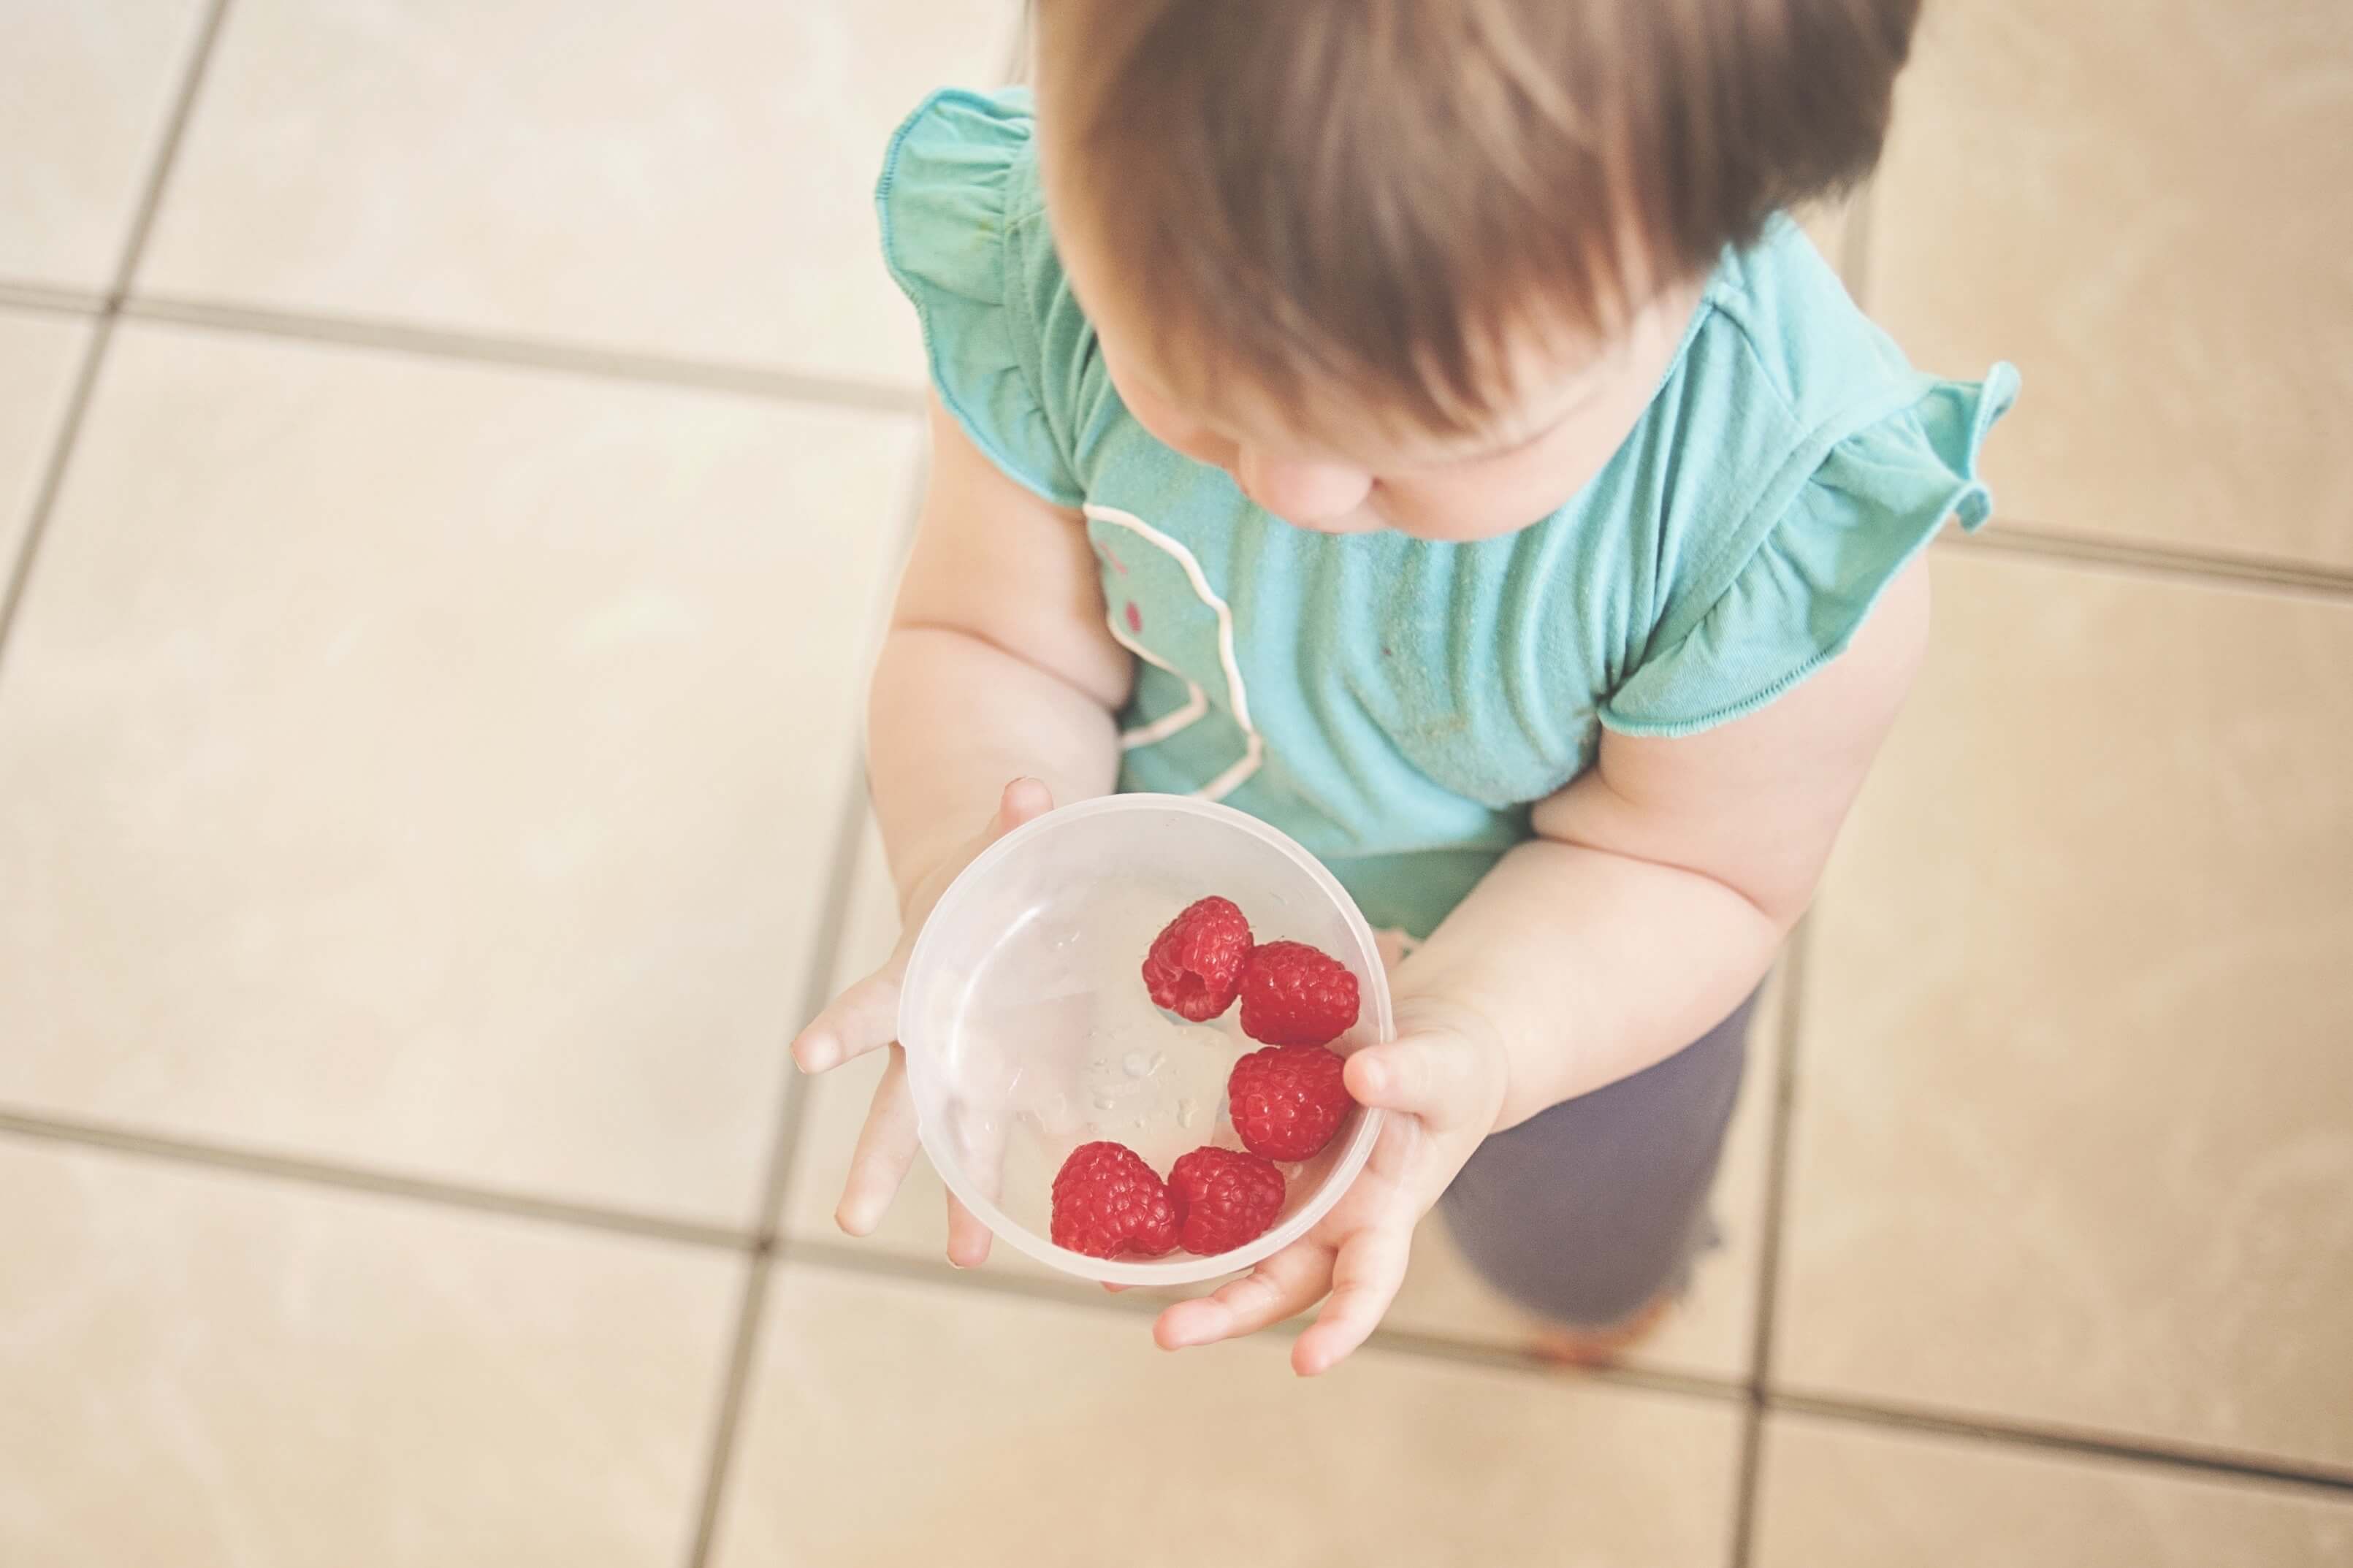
[1115,380,1235,471]
[1159,424,1235,472]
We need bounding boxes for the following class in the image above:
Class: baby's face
[1054,210,1699,543]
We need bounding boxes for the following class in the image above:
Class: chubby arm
[866,394,1130,900]
[791,394,1127,1261]
[1388,559,1932,1127]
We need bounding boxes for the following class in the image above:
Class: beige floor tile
[1753,1412,2353,1568]
[0,0,210,294]
[790,821,1780,1369]
[0,309,93,566]
[137,0,1018,384]
[0,1137,740,1567]
[0,321,918,1223]
[1779,551,2353,1466]
[827,814,905,998]
[712,1264,1742,1568]
[1869,0,2353,570]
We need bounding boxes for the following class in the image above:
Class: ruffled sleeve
[877,89,1084,507]
[1601,364,2019,737]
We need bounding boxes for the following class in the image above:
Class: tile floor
[1,1,2348,1564]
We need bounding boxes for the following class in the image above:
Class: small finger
[1292,1227,1411,1376]
[945,1189,994,1269]
[835,1047,918,1236]
[1153,1243,1329,1350]
[791,968,902,1074]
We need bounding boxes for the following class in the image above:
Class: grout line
[1769,1391,2353,1499]
[119,294,927,416]
[0,282,107,318]
[791,1239,2353,1503]
[1372,1326,1747,1406]
[782,1239,1752,1404]
[1,0,232,672]
[1846,168,2350,608]
[0,318,114,665]
[752,438,928,1247]
[1942,521,2353,602]
[101,305,2353,608]
[674,781,855,1568]
[0,1107,753,1251]
[107,0,235,305]
[1853,111,2349,607]
[12,1101,2349,1503]
[1728,921,1815,1567]
[747,431,926,1244]
[680,1249,776,1568]
[99,301,2353,605]
[678,444,931,1566]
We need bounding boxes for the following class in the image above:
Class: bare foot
[1528,1293,1674,1369]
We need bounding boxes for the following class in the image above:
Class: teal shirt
[880,88,2018,938]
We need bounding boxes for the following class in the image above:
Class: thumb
[988,777,1055,838]
[1342,1028,1497,1131]
[893,778,1059,955]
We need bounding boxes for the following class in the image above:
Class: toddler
[792,0,2015,1374]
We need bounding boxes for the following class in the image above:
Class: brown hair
[1036,0,1920,436]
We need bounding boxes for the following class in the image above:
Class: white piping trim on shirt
[1103,613,1208,746]
[1085,502,1264,803]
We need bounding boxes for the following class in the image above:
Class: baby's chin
[1275,503,1388,538]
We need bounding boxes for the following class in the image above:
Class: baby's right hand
[788,778,1056,1268]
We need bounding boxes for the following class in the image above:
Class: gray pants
[1438,987,1760,1328]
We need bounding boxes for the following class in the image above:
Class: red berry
[1227,1042,1356,1162]
[1050,1141,1180,1259]
[1237,939,1359,1047]
[1141,895,1254,1022]
[1168,1146,1287,1255]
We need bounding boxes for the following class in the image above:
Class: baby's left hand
[1152,1000,1509,1375]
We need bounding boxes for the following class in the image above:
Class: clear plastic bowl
[898,793,1390,1286]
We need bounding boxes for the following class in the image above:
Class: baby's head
[1034,0,1919,539]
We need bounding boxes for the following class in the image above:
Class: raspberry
[1237,939,1360,1047]
[1141,895,1254,1022]
[1227,1042,1356,1162]
[1050,1141,1180,1259]
[1168,1146,1287,1255]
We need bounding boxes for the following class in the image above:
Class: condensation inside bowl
[899,800,1382,1274]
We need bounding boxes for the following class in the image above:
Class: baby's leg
[1437,986,1761,1332]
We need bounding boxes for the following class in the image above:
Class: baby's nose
[1235,451,1375,529]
